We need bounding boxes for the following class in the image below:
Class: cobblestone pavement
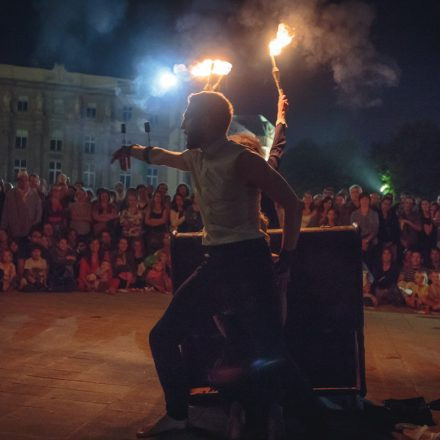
[0,292,439,439]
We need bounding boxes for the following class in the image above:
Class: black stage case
[171,226,366,397]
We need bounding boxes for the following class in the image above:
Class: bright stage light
[158,72,178,91]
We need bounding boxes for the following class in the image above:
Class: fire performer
[112,91,321,439]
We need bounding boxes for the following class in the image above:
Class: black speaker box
[171,226,366,397]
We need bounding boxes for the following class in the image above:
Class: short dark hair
[359,192,370,201]
[187,91,234,135]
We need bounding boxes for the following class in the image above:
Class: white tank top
[182,138,265,246]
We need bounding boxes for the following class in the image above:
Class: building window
[86,104,96,118]
[120,171,131,188]
[122,106,132,121]
[50,130,63,152]
[48,161,62,185]
[54,99,64,114]
[83,162,95,188]
[17,96,28,112]
[13,159,27,176]
[146,167,158,187]
[84,135,96,154]
[15,129,28,149]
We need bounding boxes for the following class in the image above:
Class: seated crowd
[0,173,440,312]
[0,172,202,295]
[301,185,440,312]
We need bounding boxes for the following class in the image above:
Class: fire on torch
[269,23,294,96]
[191,59,232,91]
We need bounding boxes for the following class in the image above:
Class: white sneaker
[136,414,188,438]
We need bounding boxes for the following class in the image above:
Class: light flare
[269,23,294,57]
[191,59,232,78]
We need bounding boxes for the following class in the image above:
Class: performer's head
[182,91,234,149]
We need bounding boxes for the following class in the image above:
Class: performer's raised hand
[276,94,289,125]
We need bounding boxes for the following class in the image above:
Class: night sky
[1,0,439,147]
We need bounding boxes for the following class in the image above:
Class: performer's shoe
[136,414,188,438]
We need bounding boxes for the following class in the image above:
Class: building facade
[0,63,273,193]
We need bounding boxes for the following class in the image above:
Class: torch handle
[272,66,284,97]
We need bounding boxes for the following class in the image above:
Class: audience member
[170,194,186,232]
[21,246,48,292]
[301,192,316,228]
[182,194,203,232]
[78,239,108,292]
[398,196,422,251]
[112,237,134,291]
[49,237,77,292]
[92,189,119,236]
[428,247,440,271]
[114,182,126,211]
[136,184,150,211]
[0,249,17,291]
[120,189,144,239]
[377,195,400,258]
[145,190,169,250]
[419,199,436,261]
[340,184,362,225]
[69,188,92,239]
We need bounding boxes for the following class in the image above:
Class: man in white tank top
[112,92,322,439]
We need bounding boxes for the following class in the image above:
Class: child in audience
[399,270,429,309]
[0,250,17,291]
[145,252,172,294]
[21,246,48,291]
[112,238,134,291]
[428,271,440,311]
[49,237,77,292]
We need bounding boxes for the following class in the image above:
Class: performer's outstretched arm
[111,145,189,171]
[268,94,288,170]
[236,150,301,251]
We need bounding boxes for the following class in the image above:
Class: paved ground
[0,291,439,439]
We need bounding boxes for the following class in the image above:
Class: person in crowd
[86,189,95,202]
[427,271,440,311]
[399,249,425,283]
[78,238,108,291]
[175,183,190,205]
[0,249,17,291]
[55,173,69,199]
[351,193,379,269]
[42,223,55,249]
[21,246,48,291]
[8,239,19,268]
[377,195,400,259]
[131,237,147,289]
[370,192,381,212]
[112,90,318,439]
[340,184,362,225]
[114,182,126,210]
[145,250,172,294]
[29,174,44,201]
[66,228,78,251]
[334,191,346,217]
[1,171,42,277]
[0,179,5,221]
[119,189,144,239]
[44,185,68,237]
[322,187,335,199]
[401,269,430,310]
[182,194,203,232]
[316,196,333,226]
[27,228,50,262]
[49,237,77,292]
[68,188,92,240]
[362,262,377,307]
[427,246,440,271]
[0,228,9,254]
[92,188,119,236]
[301,192,316,228]
[144,189,169,245]
[99,229,114,261]
[170,194,187,232]
[136,184,150,211]
[371,246,403,306]
[430,202,439,219]
[419,198,436,261]
[112,237,134,291]
[157,182,168,197]
[398,196,422,251]
[322,207,338,227]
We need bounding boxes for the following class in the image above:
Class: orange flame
[269,23,294,57]
[191,59,232,77]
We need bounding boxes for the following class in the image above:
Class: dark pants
[149,238,322,435]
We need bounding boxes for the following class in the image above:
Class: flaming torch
[269,23,294,96]
[191,59,232,91]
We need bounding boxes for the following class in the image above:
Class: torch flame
[191,59,232,77]
[269,23,294,57]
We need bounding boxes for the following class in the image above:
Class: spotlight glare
[158,72,177,91]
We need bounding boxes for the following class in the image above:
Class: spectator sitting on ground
[131,238,147,289]
[112,237,134,291]
[0,228,9,254]
[21,246,48,291]
[119,189,144,239]
[78,239,107,291]
[362,262,377,307]
[68,188,92,240]
[372,246,403,306]
[399,249,425,283]
[428,247,440,271]
[0,249,17,291]
[42,223,55,249]
[145,252,172,294]
[49,237,77,292]
[170,194,186,233]
[401,270,430,310]
[301,191,316,228]
[428,271,440,311]
[99,230,114,261]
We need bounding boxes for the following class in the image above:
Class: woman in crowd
[322,207,338,227]
[316,196,333,227]
[44,185,68,237]
[182,194,203,232]
[92,188,119,236]
[144,190,169,249]
[42,223,55,249]
[131,237,147,289]
[111,237,134,291]
[69,188,92,240]
[301,191,317,228]
[78,238,107,291]
[377,195,400,259]
[175,183,190,207]
[136,184,150,212]
[119,189,145,240]
[170,194,187,233]
[419,199,436,262]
